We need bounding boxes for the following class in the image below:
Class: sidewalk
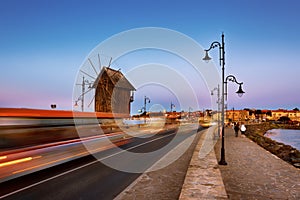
[215,128,300,199]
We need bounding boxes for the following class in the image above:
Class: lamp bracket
[225,75,243,85]
[205,41,221,52]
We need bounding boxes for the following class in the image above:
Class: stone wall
[245,123,300,168]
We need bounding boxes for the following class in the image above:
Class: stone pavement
[215,127,300,199]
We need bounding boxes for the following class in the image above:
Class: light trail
[0,157,33,168]
[12,141,124,175]
[0,156,7,160]
[1,131,179,199]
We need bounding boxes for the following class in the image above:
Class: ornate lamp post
[139,96,151,123]
[203,33,245,165]
[144,96,151,113]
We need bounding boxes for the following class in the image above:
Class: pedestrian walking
[234,122,240,137]
[240,123,246,134]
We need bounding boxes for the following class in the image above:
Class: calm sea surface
[265,129,300,151]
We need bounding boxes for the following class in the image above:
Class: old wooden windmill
[74,54,135,115]
[92,67,135,114]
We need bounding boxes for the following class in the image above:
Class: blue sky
[0,0,299,112]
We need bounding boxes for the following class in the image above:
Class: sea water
[265,129,300,151]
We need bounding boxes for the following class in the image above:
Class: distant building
[271,109,300,121]
[225,109,250,122]
[92,67,135,115]
[223,109,300,122]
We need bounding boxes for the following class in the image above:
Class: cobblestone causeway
[215,128,300,199]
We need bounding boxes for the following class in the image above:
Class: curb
[179,126,228,199]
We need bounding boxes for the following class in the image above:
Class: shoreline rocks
[245,123,300,168]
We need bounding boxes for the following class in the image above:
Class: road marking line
[0,160,99,199]
[100,132,176,161]
[0,132,176,199]
[114,129,201,200]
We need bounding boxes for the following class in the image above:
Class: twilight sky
[0,0,299,113]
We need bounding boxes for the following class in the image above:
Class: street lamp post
[232,107,235,123]
[74,76,94,112]
[203,33,245,165]
[142,96,150,123]
[170,102,175,112]
[144,96,151,113]
[188,107,193,119]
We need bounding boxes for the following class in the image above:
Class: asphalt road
[0,124,202,200]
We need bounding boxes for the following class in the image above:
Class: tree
[255,109,262,115]
[293,108,299,111]
[266,110,272,116]
[255,109,262,119]
[247,109,255,116]
[278,116,291,123]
